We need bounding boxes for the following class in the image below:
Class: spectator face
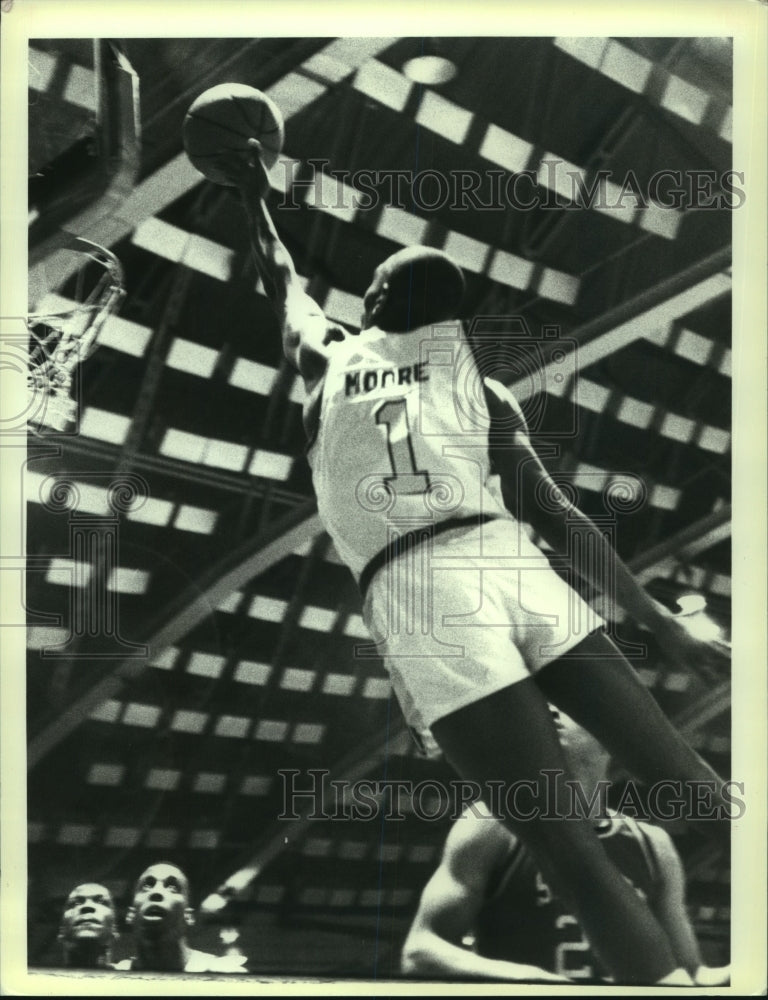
[59,883,116,951]
[128,863,193,940]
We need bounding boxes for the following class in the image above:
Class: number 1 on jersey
[375,398,430,496]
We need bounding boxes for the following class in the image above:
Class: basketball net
[27,237,125,433]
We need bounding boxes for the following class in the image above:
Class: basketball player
[402,709,730,985]
[218,141,731,984]
[113,862,246,973]
[58,881,119,969]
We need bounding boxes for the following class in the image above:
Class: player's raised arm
[217,142,338,393]
[483,377,729,681]
[401,810,570,983]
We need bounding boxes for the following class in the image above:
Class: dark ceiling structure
[25,35,733,975]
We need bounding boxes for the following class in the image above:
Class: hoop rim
[26,237,126,433]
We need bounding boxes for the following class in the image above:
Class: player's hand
[215,139,271,199]
[652,611,730,682]
[520,969,573,983]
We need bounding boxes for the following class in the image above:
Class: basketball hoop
[27,236,125,433]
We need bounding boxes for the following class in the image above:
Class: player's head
[361,246,465,332]
[126,862,195,944]
[58,882,118,967]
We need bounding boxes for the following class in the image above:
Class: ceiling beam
[200,719,409,911]
[510,247,731,401]
[630,505,731,584]
[27,500,322,769]
[673,680,731,739]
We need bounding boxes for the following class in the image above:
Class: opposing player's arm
[401,808,569,982]
[642,823,704,977]
[642,825,729,985]
[220,143,336,392]
[484,378,728,677]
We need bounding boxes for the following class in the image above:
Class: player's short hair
[376,248,465,332]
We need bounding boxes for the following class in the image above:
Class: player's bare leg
[534,631,731,844]
[431,678,687,985]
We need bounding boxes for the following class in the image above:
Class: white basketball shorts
[361,518,604,732]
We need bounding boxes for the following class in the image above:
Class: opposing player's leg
[431,677,684,985]
[534,631,731,842]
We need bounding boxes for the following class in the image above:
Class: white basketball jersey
[307,322,510,581]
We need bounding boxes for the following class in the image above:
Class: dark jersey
[474,813,659,983]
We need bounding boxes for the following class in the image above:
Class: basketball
[183,83,285,186]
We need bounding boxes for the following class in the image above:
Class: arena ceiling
[25,35,732,972]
